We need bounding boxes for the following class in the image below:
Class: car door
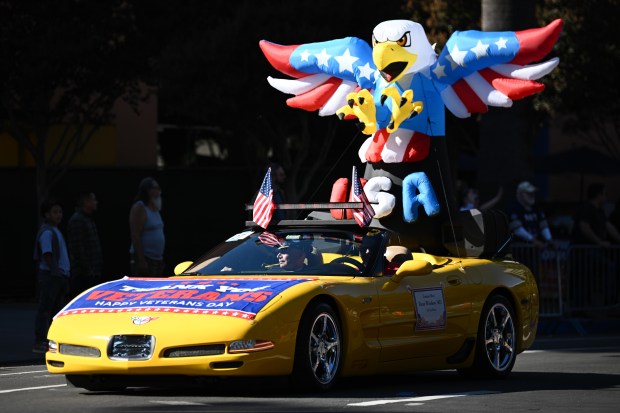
[375,260,475,361]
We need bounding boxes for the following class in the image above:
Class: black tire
[460,294,517,378]
[66,374,126,392]
[292,302,342,391]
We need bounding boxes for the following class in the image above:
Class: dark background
[1,164,354,300]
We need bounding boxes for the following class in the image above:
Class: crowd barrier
[509,243,620,318]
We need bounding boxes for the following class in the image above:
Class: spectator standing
[507,181,554,248]
[129,177,165,277]
[569,183,620,312]
[32,198,71,353]
[269,162,289,220]
[571,183,620,246]
[67,191,103,297]
[457,180,503,211]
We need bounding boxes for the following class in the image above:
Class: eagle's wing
[259,37,377,116]
[430,19,562,118]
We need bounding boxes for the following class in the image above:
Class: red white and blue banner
[57,277,314,320]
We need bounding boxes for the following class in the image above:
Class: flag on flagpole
[350,166,375,227]
[253,167,275,229]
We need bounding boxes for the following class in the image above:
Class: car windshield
[182,227,386,276]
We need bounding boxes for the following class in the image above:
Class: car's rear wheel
[66,374,126,392]
[460,294,517,378]
[292,302,342,391]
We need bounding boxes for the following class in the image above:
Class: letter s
[363,176,395,218]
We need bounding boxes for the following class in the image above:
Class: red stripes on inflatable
[452,79,487,114]
[259,40,306,78]
[364,129,390,163]
[480,69,545,100]
[402,132,431,162]
[286,77,342,111]
[513,19,563,65]
[362,130,430,163]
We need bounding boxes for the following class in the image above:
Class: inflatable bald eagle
[259,19,562,254]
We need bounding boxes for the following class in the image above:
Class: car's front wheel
[292,301,342,391]
[460,294,517,378]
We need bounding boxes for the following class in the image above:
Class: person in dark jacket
[571,183,620,246]
[67,191,103,298]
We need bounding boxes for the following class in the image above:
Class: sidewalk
[1,302,620,366]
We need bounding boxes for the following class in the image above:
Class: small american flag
[253,168,275,229]
[350,166,375,227]
[258,231,282,247]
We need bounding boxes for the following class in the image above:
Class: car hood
[57,275,330,322]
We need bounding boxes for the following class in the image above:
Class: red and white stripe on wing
[266,74,359,116]
[259,40,360,116]
[441,57,560,118]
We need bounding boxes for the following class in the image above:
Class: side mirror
[173,261,194,275]
[391,260,433,282]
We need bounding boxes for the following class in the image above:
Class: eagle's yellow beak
[372,42,417,83]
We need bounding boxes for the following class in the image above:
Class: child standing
[32,198,71,353]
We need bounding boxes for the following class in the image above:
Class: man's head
[516,181,537,208]
[269,163,286,187]
[76,191,98,214]
[277,241,307,271]
[135,177,162,208]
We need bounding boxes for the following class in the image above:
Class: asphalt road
[1,335,619,413]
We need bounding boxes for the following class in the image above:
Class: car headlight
[228,340,274,353]
[48,340,58,353]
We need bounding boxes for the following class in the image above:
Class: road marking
[348,390,499,407]
[152,401,207,406]
[0,384,66,394]
[0,370,48,376]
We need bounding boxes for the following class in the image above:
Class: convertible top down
[45,204,538,391]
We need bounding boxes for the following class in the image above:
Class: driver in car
[277,241,308,271]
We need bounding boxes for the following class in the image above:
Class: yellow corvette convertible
[46,209,538,391]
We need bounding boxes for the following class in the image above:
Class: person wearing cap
[277,241,308,271]
[507,181,554,248]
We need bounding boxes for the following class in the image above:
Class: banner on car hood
[56,277,315,320]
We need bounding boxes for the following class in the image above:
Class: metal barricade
[510,243,620,319]
[566,245,620,316]
[510,243,565,318]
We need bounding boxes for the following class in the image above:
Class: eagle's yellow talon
[383,88,424,133]
[337,89,378,135]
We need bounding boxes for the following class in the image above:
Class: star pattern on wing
[358,62,376,80]
[470,40,489,59]
[445,54,458,71]
[432,63,446,79]
[449,45,468,67]
[334,48,359,73]
[495,37,508,50]
[315,48,331,67]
